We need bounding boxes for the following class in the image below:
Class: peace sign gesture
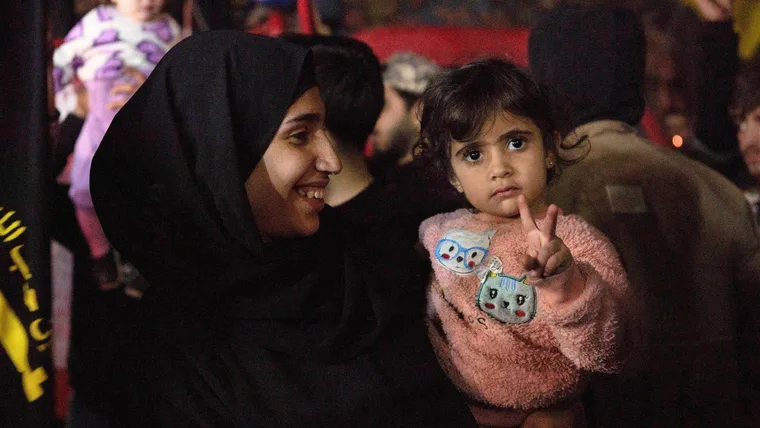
[518,194,573,282]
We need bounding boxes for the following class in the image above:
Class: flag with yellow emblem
[0,0,55,426]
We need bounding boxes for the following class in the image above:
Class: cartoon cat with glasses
[434,229,495,274]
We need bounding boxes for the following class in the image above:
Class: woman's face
[245,87,342,241]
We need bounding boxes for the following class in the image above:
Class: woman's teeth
[297,188,324,199]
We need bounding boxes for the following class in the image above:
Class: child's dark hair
[414,58,563,185]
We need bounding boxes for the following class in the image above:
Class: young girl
[53,0,182,290]
[416,59,636,427]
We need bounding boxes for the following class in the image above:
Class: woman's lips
[294,184,327,211]
[296,187,325,199]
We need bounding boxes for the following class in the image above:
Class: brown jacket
[547,120,760,427]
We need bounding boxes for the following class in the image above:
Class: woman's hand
[694,0,733,22]
[518,194,572,282]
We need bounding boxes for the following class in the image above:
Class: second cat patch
[476,272,536,324]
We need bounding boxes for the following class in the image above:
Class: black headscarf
[528,5,646,134]
[90,31,475,427]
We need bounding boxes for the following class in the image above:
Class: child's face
[449,111,553,220]
[113,0,166,22]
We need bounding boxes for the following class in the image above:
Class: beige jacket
[547,120,760,427]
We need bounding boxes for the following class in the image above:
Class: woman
[89,31,476,427]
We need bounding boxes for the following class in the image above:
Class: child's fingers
[541,204,559,239]
[543,248,572,276]
[518,194,537,233]
[106,99,128,111]
[121,67,147,85]
[110,83,137,95]
[535,238,563,269]
[519,253,539,271]
[520,253,544,279]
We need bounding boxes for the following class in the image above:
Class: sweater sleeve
[52,10,98,93]
[535,217,636,374]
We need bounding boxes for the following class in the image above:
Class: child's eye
[463,149,482,162]
[507,138,526,151]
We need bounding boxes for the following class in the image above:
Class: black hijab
[90,31,475,427]
[528,5,646,134]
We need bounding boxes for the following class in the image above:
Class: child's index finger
[518,194,537,232]
[541,204,559,239]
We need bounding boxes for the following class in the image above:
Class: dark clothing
[52,114,84,176]
[89,31,475,427]
[379,161,465,244]
[685,18,747,184]
[528,4,646,134]
[530,6,760,427]
[48,111,137,419]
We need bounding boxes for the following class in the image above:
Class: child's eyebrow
[497,129,533,141]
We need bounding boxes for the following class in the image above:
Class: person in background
[529,5,760,426]
[368,51,441,176]
[367,51,464,243]
[52,0,181,292]
[416,58,634,428]
[732,62,760,221]
[87,31,477,427]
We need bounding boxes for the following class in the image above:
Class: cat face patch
[476,273,536,324]
[434,229,495,275]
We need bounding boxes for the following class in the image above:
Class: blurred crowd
[44,1,760,427]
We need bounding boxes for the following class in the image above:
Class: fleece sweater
[420,209,632,410]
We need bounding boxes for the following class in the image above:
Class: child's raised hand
[518,194,573,282]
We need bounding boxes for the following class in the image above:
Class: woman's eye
[463,149,482,162]
[289,131,309,144]
[507,138,525,151]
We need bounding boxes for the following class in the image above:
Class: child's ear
[545,155,556,169]
[449,175,464,193]
[545,131,561,168]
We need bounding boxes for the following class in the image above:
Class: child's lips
[492,187,520,199]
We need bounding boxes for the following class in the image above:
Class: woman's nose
[315,129,342,175]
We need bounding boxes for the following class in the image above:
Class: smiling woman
[86,31,476,427]
[245,86,341,241]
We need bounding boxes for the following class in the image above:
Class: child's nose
[488,152,512,179]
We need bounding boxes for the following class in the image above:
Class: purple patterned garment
[93,29,119,47]
[94,52,125,80]
[72,55,85,69]
[52,67,64,93]
[96,6,115,21]
[136,41,166,64]
[142,19,174,43]
[64,22,83,42]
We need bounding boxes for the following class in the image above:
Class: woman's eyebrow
[284,112,322,124]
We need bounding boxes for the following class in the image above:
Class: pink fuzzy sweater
[420,209,633,410]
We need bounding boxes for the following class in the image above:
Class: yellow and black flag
[0,0,55,426]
